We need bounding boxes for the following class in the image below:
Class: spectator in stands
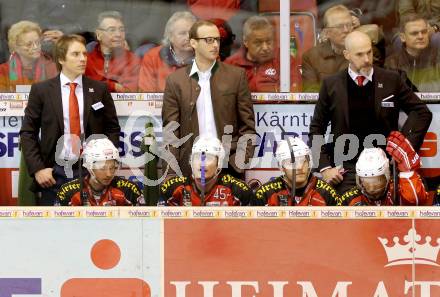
[225,15,301,92]
[302,5,354,92]
[134,41,157,59]
[138,11,196,92]
[385,13,440,92]
[252,137,340,206]
[303,5,386,92]
[85,11,140,92]
[3,21,59,206]
[342,133,430,206]
[57,138,145,206]
[0,21,57,92]
[159,136,252,206]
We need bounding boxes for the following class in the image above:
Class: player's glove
[386,131,420,172]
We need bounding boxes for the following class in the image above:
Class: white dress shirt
[190,60,218,139]
[348,65,374,86]
[60,72,84,160]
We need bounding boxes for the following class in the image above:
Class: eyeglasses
[194,37,221,44]
[98,27,126,34]
[17,40,41,49]
[326,23,353,31]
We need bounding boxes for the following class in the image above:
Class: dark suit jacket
[309,66,432,170]
[20,75,121,189]
[162,61,256,177]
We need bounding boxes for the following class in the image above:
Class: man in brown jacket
[302,5,385,92]
[162,20,256,178]
[302,5,353,92]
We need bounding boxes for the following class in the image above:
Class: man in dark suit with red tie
[20,34,120,205]
[309,31,432,194]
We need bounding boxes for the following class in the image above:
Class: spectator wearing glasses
[138,11,196,92]
[0,20,57,92]
[225,15,301,92]
[302,5,355,92]
[1,21,58,206]
[162,20,255,179]
[85,11,140,92]
[303,5,385,92]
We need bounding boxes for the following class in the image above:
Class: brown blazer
[20,75,121,190]
[162,61,256,177]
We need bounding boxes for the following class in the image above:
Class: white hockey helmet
[190,136,225,170]
[82,138,120,170]
[356,148,390,180]
[275,137,313,168]
[356,148,390,200]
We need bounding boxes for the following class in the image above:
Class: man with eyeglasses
[85,10,140,92]
[162,20,256,179]
[385,13,440,92]
[302,5,355,92]
[225,15,301,92]
[0,20,57,92]
[57,138,145,206]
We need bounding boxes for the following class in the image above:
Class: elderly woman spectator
[138,11,196,92]
[0,20,57,92]
[2,21,59,206]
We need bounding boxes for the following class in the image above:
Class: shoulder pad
[314,178,342,205]
[340,187,363,206]
[254,176,285,204]
[113,177,142,204]
[220,174,250,191]
[160,176,187,196]
[57,179,80,204]
[219,174,252,206]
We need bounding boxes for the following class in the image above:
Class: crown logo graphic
[378,228,440,267]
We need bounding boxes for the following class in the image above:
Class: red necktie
[356,75,365,87]
[69,82,81,155]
